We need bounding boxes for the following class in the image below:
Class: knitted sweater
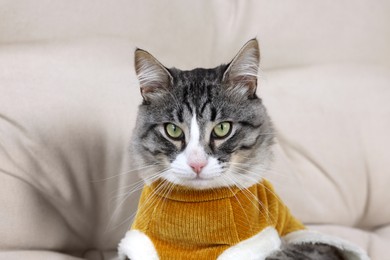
[131,179,305,259]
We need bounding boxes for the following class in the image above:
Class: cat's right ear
[222,39,260,99]
[134,49,172,103]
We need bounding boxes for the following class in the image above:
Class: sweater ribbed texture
[131,179,304,259]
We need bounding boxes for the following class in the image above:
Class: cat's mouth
[176,173,221,181]
[170,175,224,190]
[194,175,219,181]
[177,172,225,188]
[162,170,224,188]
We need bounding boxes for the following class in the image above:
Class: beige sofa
[1,1,389,259]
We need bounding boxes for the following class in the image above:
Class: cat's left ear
[222,39,260,99]
[134,49,173,103]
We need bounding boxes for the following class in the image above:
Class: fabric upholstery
[0,0,389,259]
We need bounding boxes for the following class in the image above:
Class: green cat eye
[165,123,184,140]
[213,122,232,138]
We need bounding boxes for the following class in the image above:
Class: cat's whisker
[107,173,171,232]
[131,179,175,227]
[109,182,145,202]
[227,163,294,189]
[226,172,277,224]
[135,184,165,218]
[109,166,169,198]
[230,170,287,210]
[228,164,292,180]
[106,168,170,231]
[90,163,163,183]
[109,178,146,194]
[159,181,176,208]
[228,166,267,178]
[222,176,255,232]
[224,173,271,222]
[227,161,268,168]
[261,169,296,181]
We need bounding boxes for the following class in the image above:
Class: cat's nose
[189,161,207,174]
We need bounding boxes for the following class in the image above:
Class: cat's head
[131,39,274,190]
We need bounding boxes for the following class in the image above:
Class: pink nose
[189,161,207,174]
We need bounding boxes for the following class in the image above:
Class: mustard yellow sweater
[131,179,304,259]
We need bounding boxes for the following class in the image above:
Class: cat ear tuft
[134,49,172,103]
[222,39,260,99]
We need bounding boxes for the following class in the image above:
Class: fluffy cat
[118,39,353,260]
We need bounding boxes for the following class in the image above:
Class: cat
[119,39,347,260]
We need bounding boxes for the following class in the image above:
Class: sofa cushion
[262,64,390,257]
[0,40,140,255]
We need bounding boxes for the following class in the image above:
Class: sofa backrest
[1,0,390,69]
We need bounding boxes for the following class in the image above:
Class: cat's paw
[265,243,346,260]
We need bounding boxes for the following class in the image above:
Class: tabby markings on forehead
[182,87,193,114]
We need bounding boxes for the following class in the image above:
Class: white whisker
[105,168,170,232]
[90,163,163,182]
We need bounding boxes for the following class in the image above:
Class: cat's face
[131,39,274,190]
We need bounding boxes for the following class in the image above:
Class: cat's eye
[165,123,184,140]
[212,122,232,138]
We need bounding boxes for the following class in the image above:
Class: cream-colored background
[0,1,389,259]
